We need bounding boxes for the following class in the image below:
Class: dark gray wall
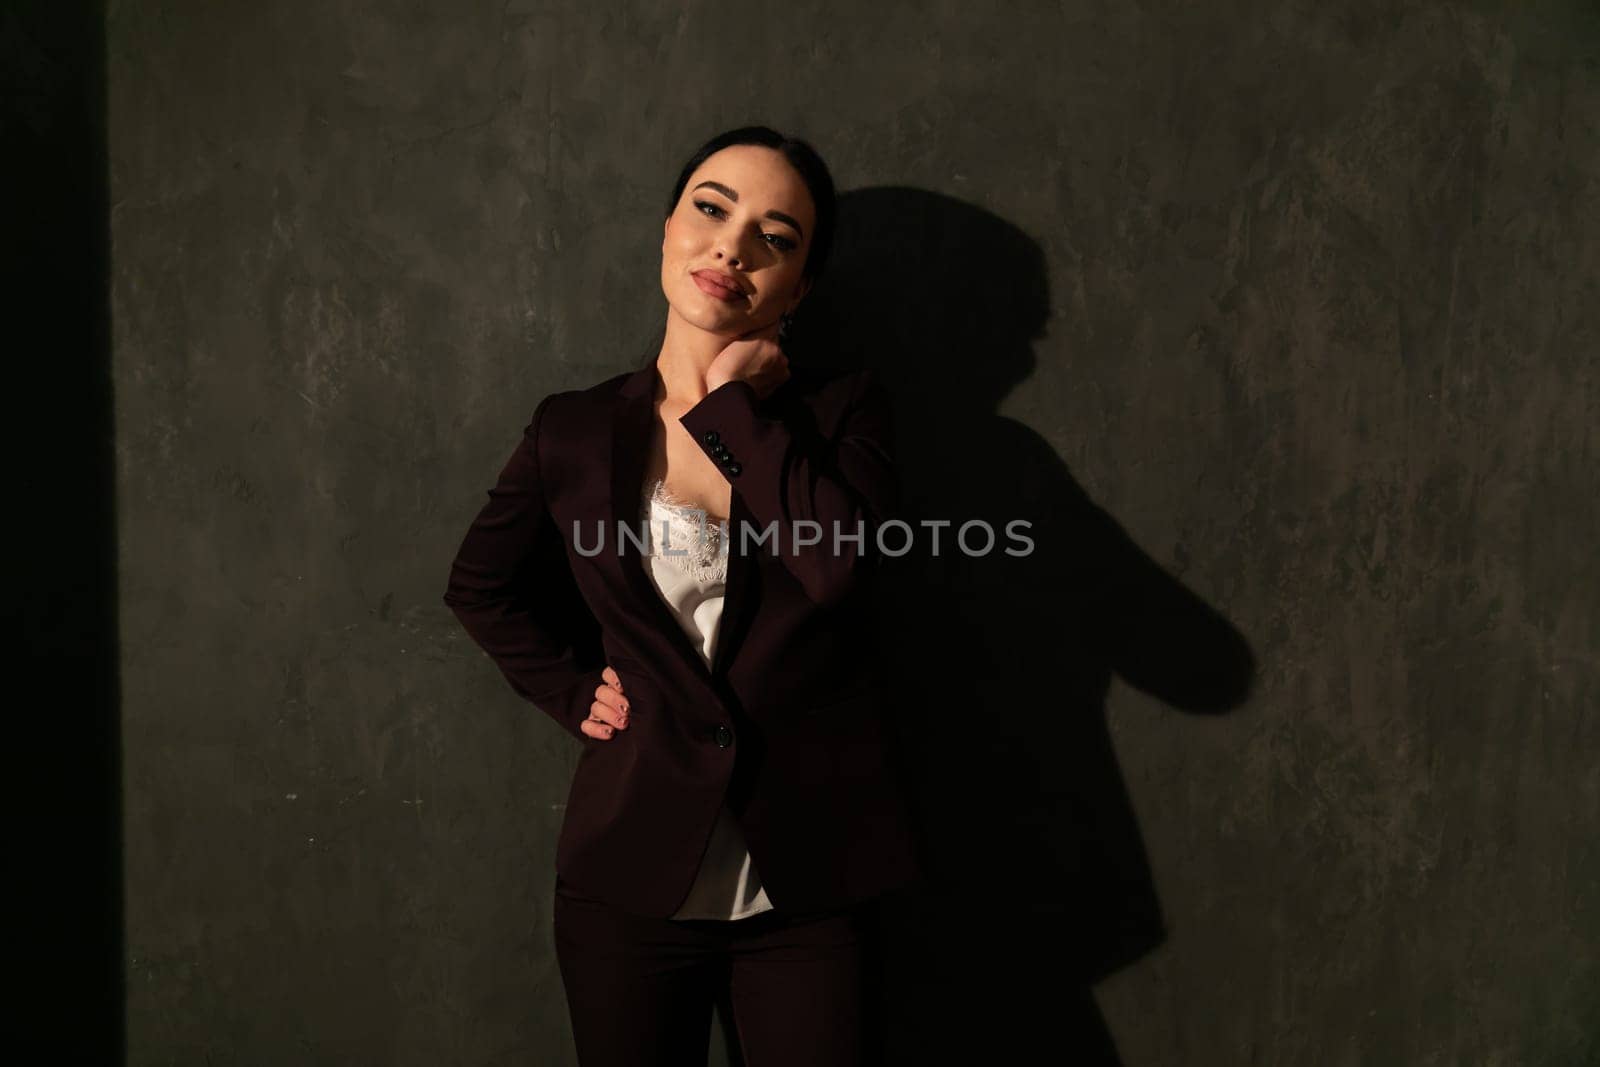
[112,1,1597,1063]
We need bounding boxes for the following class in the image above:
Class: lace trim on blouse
[641,477,729,584]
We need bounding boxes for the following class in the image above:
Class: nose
[715,230,758,268]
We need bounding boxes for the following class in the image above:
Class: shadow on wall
[790,187,1259,1065]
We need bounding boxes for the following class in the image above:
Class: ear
[791,276,812,309]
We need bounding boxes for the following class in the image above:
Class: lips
[693,270,746,298]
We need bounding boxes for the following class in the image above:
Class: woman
[443,126,922,1065]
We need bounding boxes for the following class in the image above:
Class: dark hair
[664,125,837,286]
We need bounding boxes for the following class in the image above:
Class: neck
[655,307,732,405]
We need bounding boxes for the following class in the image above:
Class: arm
[443,394,606,743]
[677,368,901,607]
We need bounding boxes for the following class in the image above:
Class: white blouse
[641,477,776,921]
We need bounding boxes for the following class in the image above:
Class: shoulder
[533,369,633,431]
[780,363,886,410]
[777,365,894,437]
[520,369,632,490]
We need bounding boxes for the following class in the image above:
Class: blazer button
[713,724,732,748]
[724,462,741,477]
[702,430,720,445]
[711,443,729,459]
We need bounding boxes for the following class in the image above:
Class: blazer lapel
[713,375,804,676]
[710,491,754,677]
[608,361,759,684]
[608,364,721,685]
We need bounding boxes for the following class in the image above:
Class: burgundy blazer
[442,359,924,917]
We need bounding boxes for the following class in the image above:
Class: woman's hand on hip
[583,666,630,740]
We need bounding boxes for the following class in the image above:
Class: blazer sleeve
[677,367,901,607]
[443,394,606,743]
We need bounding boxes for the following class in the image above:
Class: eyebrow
[691,180,806,239]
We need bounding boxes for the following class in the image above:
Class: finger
[593,698,628,730]
[739,320,781,342]
[591,688,629,732]
[592,682,629,719]
[584,699,627,736]
[601,664,623,693]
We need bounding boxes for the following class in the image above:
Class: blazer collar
[608,362,757,683]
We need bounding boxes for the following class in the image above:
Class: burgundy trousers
[552,875,885,1066]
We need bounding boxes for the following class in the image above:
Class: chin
[679,286,751,328]
[665,301,733,337]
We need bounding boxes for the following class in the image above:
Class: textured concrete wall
[112,1,1597,1063]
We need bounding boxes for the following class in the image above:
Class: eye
[693,200,798,253]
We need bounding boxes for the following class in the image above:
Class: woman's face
[661,144,815,337]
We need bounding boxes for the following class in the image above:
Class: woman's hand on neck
[655,308,780,406]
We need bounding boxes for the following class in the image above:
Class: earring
[778,311,795,345]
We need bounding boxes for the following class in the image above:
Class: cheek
[659,234,684,274]
[761,264,804,302]
[662,229,697,267]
